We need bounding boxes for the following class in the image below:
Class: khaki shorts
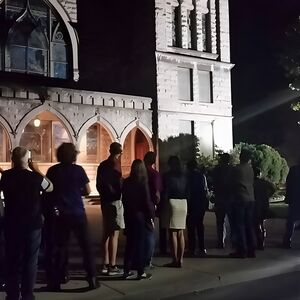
[101,200,125,232]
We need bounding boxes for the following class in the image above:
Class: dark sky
[77,0,300,165]
[230,0,300,164]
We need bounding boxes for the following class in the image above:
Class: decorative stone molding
[0,87,152,111]
[198,0,209,14]
[45,0,79,81]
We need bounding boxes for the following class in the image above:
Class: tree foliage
[232,143,289,185]
[159,135,289,185]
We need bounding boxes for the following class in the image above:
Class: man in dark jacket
[212,153,233,248]
[96,142,124,276]
[186,159,208,256]
[230,149,256,258]
[283,164,300,248]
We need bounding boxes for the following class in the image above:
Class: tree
[232,143,289,185]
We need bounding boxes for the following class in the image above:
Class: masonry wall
[155,0,233,155]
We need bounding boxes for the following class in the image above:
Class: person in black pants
[46,143,99,290]
[144,151,162,267]
[253,167,275,249]
[230,149,256,258]
[186,160,208,256]
[122,159,153,280]
[212,153,233,249]
[0,147,53,300]
[283,163,300,248]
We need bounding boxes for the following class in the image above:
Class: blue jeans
[124,213,146,275]
[5,228,41,300]
[144,228,155,267]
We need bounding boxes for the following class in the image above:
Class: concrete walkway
[1,202,300,300]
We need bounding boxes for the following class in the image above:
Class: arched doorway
[122,128,150,176]
[78,123,113,164]
[19,111,71,162]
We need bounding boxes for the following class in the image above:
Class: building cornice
[156,51,235,70]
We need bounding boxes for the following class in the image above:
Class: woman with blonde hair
[122,159,154,280]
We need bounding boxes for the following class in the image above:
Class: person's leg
[177,229,185,266]
[123,226,135,275]
[135,215,146,276]
[144,227,155,267]
[169,229,178,263]
[197,210,206,253]
[5,231,22,300]
[72,215,97,280]
[215,206,226,248]
[186,215,196,255]
[227,204,237,249]
[53,216,71,288]
[245,202,256,256]
[159,220,168,255]
[232,202,247,256]
[21,229,41,300]
[283,216,295,248]
[108,230,120,267]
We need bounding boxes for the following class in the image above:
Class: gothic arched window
[2,0,71,79]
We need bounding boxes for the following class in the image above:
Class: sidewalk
[1,204,300,300]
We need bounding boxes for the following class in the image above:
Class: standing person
[143,151,162,268]
[122,160,153,280]
[212,153,233,249]
[253,167,275,250]
[96,142,124,276]
[162,156,188,268]
[0,147,53,300]
[186,159,208,256]
[282,163,300,248]
[230,149,256,258]
[47,143,99,290]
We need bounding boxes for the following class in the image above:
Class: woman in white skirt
[162,156,188,268]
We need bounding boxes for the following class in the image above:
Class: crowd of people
[0,142,298,300]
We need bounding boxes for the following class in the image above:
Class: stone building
[0,0,233,193]
[155,0,233,155]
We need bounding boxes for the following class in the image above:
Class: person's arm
[29,161,53,192]
[81,183,91,196]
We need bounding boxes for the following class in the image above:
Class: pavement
[1,201,300,300]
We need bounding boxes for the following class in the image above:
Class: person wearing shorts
[96,142,124,276]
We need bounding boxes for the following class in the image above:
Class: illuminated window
[178,120,194,135]
[178,67,193,101]
[78,123,113,164]
[3,0,70,79]
[20,112,71,162]
[198,70,212,103]
[0,125,10,162]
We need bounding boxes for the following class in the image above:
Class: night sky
[230,0,300,165]
[77,0,300,165]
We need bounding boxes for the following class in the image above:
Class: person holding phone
[0,146,53,300]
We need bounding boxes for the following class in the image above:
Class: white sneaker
[108,266,122,276]
[100,264,109,275]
